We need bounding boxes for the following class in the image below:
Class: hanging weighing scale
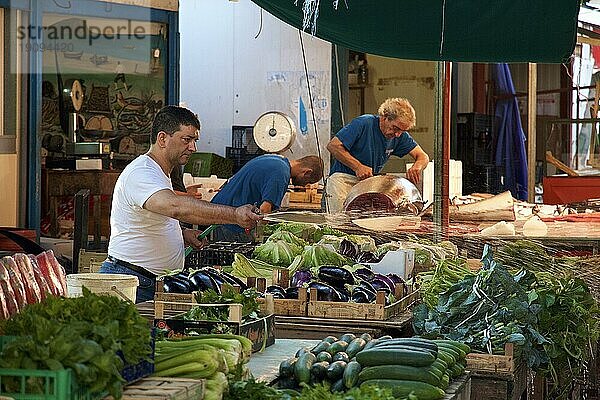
[253,111,297,153]
[65,79,110,165]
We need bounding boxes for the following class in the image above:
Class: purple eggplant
[221,271,248,291]
[285,286,301,299]
[356,251,380,264]
[291,270,313,288]
[370,279,391,294]
[353,267,375,282]
[387,273,407,296]
[266,285,287,298]
[200,267,227,286]
[351,290,370,303]
[163,276,193,294]
[374,274,396,293]
[358,281,377,296]
[308,281,341,301]
[339,239,359,259]
[318,266,355,286]
[189,271,221,293]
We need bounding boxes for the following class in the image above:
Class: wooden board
[444,373,472,400]
[102,0,178,11]
[104,377,204,400]
[466,343,515,374]
[78,249,107,273]
[307,286,419,321]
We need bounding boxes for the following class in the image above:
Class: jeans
[99,259,155,303]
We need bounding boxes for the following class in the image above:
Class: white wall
[180,1,332,171]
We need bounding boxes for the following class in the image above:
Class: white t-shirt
[108,155,184,275]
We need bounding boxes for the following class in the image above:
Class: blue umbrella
[493,63,528,200]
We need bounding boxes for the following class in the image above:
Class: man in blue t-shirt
[211,154,323,242]
[325,97,429,213]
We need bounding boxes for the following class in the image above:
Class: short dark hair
[298,155,324,183]
[151,105,201,144]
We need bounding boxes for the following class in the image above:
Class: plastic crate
[185,242,256,268]
[225,147,264,174]
[0,337,101,400]
[118,329,155,384]
[232,125,263,155]
[183,152,233,178]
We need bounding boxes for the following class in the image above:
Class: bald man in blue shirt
[325,97,429,213]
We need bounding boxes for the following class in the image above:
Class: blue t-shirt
[329,114,418,176]
[211,155,291,233]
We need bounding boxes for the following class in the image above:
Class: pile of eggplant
[265,265,407,305]
[338,239,381,264]
[161,267,248,294]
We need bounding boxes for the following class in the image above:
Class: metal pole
[434,62,450,241]
[528,63,537,203]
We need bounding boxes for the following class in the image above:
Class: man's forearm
[328,142,363,172]
[171,195,239,225]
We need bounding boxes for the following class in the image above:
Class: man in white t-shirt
[100,106,262,302]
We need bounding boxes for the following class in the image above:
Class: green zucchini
[332,351,350,363]
[294,352,316,383]
[450,363,465,378]
[279,357,297,378]
[316,351,333,363]
[322,335,338,344]
[327,340,349,355]
[433,339,471,354]
[435,342,466,360]
[326,360,347,381]
[374,338,438,352]
[358,365,440,387]
[359,333,373,342]
[356,348,436,367]
[343,360,362,388]
[346,338,367,358]
[331,378,346,393]
[435,345,461,362]
[311,340,331,355]
[363,338,379,350]
[361,379,445,400]
[439,373,450,390]
[295,347,310,358]
[371,343,437,358]
[435,350,455,366]
[340,333,357,343]
[310,361,329,380]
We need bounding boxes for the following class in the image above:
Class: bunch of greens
[344,234,377,252]
[253,240,303,267]
[231,253,278,279]
[264,222,321,243]
[533,275,599,399]
[416,257,473,309]
[187,285,261,322]
[0,288,152,399]
[413,245,549,369]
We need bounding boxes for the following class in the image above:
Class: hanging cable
[254,8,263,39]
[439,0,447,58]
[334,45,345,127]
[298,29,329,212]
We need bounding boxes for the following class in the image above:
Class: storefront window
[39,14,167,160]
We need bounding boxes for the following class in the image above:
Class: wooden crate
[78,249,107,273]
[444,373,472,400]
[469,360,528,400]
[307,284,419,320]
[104,377,204,400]
[466,343,516,374]
[260,269,308,317]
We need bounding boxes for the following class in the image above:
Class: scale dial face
[70,80,84,111]
[253,111,296,153]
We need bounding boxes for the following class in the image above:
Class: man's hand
[234,204,263,229]
[354,164,373,180]
[182,228,207,249]
[406,164,423,184]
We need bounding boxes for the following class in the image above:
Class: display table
[247,338,320,382]
[543,176,600,204]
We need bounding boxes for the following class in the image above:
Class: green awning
[251,0,580,63]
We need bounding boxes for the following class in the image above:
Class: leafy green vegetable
[253,240,303,267]
[0,288,151,399]
[301,245,351,271]
[187,285,261,322]
[344,234,376,252]
[267,231,308,248]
